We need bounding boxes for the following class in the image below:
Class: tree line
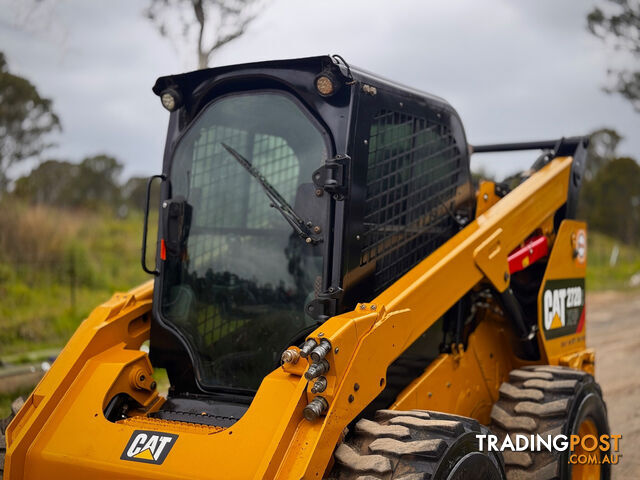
[12,156,156,212]
[1,0,639,242]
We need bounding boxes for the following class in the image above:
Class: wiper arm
[221,143,320,244]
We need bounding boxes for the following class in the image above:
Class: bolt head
[281,349,299,364]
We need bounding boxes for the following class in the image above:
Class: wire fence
[586,235,640,290]
[5,256,81,312]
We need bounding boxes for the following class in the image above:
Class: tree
[13,159,78,204]
[122,176,161,211]
[578,127,623,220]
[75,154,123,206]
[587,0,640,111]
[585,128,623,180]
[0,52,61,192]
[145,0,263,69]
[14,155,123,209]
[583,157,640,245]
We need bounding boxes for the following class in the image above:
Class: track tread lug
[514,399,569,418]
[395,474,426,480]
[523,378,578,393]
[387,417,464,436]
[356,418,411,439]
[510,369,553,381]
[499,382,544,401]
[375,409,431,421]
[334,444,392,474]
[507,461,557,480]
[524,365,587,379]
[490,404,537,432]
[503,451,533,468]
[368,437,445,458]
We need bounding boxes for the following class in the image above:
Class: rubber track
[328,409,500,479]
[489,366,594,480]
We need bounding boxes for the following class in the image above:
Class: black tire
[1,416,11,480]
[329,409,505,480]
[0,429,6,480]
[489,365,610,480]
[1,397,24,480]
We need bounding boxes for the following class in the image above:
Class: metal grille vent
[361,109,465,294]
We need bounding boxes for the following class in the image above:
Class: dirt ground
[588,290,640,478]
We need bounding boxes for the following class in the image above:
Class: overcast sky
[1,0,638,180]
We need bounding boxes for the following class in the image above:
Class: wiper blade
[220,143,320,244]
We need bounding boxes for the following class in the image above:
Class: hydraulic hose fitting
[281,348,300,364]
[304,359,330,380]
[310,376,328,394]
[309,339,332,363]
[299,339,318,358]
[303,396,328,421]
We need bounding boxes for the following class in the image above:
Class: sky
[0,0,638,181]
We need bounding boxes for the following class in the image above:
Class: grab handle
[141,174,166,275]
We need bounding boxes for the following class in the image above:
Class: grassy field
[586,231,640,290]
[0,203,638,416]
[0,201,157,355]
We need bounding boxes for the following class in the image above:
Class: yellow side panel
[537,220,590,367]
[391,317,517,425]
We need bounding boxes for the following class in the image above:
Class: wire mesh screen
[187,128,299,272]
[186,127,300,347]
[361,109,466,294]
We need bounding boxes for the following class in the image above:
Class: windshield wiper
[220,143,321,244]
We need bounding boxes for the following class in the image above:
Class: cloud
[0,0,638,180]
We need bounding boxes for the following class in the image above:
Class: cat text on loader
[2,56,609,480]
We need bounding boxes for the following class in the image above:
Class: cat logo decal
[541,278,585,339]
[121,430,178,465]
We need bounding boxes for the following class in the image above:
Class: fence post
[69,251,76,312]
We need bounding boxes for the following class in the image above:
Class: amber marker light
[315,75,335,96]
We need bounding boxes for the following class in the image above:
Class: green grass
[586,231,640,291]
[0,204,157,356]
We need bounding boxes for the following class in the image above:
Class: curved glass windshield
[161,91,329,391]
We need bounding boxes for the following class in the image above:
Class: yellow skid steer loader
[1,55,608,480]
